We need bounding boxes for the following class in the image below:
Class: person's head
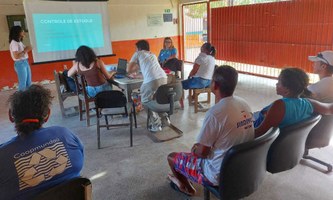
[8,85,53,136]
[163,37,174,49]
[211,65,238,97]
[75,45,97,69]
[201,42,216,57]
[308,50,333,75]
[277,68,310,98]
[9,26,24,43]
[135,40,150,51]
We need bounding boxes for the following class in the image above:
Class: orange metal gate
[182,0,333,82]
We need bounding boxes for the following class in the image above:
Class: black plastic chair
[303,115,333,172]
[95,90,136,149]
[33,177,92,200]
[145,81,183,136]
[204,127,279,200]
[267,114,321,173]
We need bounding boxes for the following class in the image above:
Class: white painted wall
[0,0,180,50]
[109,4,178,41]
[0,4,29,50]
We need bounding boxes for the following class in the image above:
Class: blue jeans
[86,82,112,98]
[182,77,211,90]
[14,59,31,91]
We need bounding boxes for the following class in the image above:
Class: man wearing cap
[308,50,333,102]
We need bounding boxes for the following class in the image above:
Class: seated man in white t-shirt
[167,65,254,196]
[127,40,168,132]
[308,50,333,103]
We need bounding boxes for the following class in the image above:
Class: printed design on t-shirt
[13,139,72,190]
[236,111,253,129]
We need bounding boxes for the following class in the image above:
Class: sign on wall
[163,13,173,22]
[147,14,163,26]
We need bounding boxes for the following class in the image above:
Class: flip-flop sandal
[169,181,193,197]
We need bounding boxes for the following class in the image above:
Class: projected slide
[24,0,113,63]
[33,14,104,53]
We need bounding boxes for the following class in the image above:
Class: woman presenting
[9,26,32,91]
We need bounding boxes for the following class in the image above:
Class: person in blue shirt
[158,37,177,67]
[255,67,333,137]
[0,85,84,200]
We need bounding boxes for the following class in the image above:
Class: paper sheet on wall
[147,14,163,26]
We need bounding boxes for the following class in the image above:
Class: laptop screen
[117,59,127,74]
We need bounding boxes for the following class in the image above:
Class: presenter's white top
[10,40,28,61]
[197,96,254,185]
[308,77,333,103]
[194,52,215,80]
[130,50,167,84]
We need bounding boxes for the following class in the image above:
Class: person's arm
[188,63,200,77]
[24,45,32,53]
[169,48,177,59]
[255,99,285,137]
[67,62,78,77]
[308,98,333,115]
[158,49,163,63]
[12,45,32,60]
[168,54,176,60]
[96,59,115,79]
[12,51,24,59]
[191,143,211,158]
[127,62,139,73]
[166,48,177,61]
[195,113,218,158]
[127,52,140,73]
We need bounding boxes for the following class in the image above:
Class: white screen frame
[23,0,113,63]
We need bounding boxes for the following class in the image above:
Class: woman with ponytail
[0,85,84,200]
[255,67,333,137]
[182,42,216,89]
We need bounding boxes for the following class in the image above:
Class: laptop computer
[114,58,128,78]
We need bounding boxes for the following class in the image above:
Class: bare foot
[168,174,196,196]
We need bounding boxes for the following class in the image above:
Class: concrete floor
[1,70,333,200]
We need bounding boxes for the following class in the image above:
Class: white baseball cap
[308,50,333,66]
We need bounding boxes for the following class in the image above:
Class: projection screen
[23,0,113,63]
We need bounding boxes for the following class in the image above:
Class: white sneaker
[161,116,171,127]
[148,125,162,132]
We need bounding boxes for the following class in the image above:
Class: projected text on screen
[33,14,104,53]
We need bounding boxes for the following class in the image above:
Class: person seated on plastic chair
[68,45,115,98]
[254,68,333,138]
[167,66,254,196]
[0,85,84,200]
[307,50,333,103]
[181,43,216,90]
[158,37,177,68]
